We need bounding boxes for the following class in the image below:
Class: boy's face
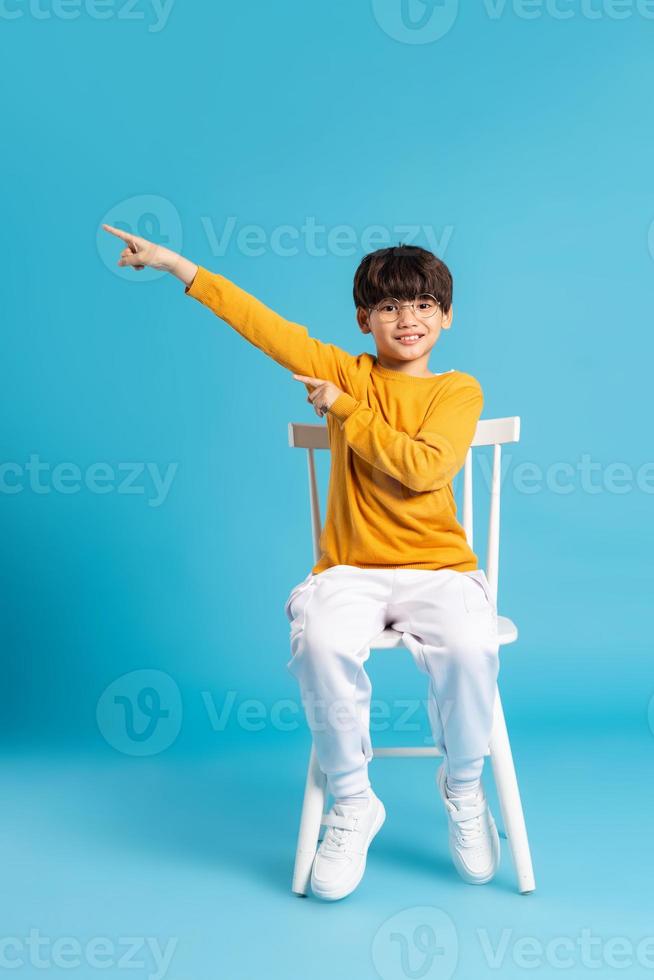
[356,295,453,374]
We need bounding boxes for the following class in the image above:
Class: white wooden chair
[287,414,536,896]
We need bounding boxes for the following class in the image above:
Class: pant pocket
[285,574,318,673]
[283,571,315,624]
[461,569,495,614]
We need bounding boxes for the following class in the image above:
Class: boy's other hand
[102,223,176,272]
[292,374,345,419]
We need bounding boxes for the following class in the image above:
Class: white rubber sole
[310,799,386,902]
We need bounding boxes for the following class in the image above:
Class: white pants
[284,565,500,799]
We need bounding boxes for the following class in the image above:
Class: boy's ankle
[334,787,373,808]
[445,773,481,797]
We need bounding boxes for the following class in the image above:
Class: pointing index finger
[292,373,324,386]
[102,224,138,247]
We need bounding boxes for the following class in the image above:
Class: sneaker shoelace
[446,788,487,848]
[320,804,361,857]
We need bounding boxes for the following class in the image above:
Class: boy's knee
[445,622,499,674]
[288,624,365,693]
[288,624,336,680]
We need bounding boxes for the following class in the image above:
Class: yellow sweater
[185,265,483,574]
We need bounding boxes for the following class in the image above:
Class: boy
[103,226,501,902]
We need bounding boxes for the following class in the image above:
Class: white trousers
[284,564,500,799]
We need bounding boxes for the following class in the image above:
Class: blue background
[1,1,653,978]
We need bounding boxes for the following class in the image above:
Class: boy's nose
[397,308,417,328]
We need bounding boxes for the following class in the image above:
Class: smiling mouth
[394,333,424,344]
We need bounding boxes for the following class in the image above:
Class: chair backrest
[287,415,520,605]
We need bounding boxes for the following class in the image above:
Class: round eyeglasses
[369,295,441,323]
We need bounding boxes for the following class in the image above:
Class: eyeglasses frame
[367,293,442,322]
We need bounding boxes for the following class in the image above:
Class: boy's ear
[442,305,454,330]
[356,306,371,334]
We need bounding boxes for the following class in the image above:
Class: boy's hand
[293,374,345,418]
[102,224,198,285]
[102,224,175,271]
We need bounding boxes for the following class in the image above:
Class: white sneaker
[436,764,500,884]
[310,791,386,901]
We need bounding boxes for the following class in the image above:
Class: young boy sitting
[103,226,501,902]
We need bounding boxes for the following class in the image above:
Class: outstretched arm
[102,225,357,389]
[326,376,484,493]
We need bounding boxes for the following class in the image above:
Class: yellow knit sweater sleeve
[327,375,484,493]
[184,265,356,388]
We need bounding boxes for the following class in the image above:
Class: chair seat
[371,614,518,649]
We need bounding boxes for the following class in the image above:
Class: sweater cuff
[184,264,218,303]
[328,391,359,424]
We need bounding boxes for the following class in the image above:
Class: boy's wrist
[167,253,198,286]
[328,391,359,424]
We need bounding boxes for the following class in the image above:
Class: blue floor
[1,725,652,980]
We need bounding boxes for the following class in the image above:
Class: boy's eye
[416,295,438,313]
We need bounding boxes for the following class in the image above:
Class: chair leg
[488,685,536,894]
[291,742,327,896]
